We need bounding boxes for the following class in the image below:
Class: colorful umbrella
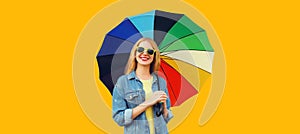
[96,10,214,107]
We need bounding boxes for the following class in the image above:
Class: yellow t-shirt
[140,77,155,134]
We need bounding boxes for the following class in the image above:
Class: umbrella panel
[154,10,183,46]
[98,35,135,56]
[107,18,143,43]
[161,56,211,91]
[159,15,204,49]
[128,10,155,39]
[159,60,198,106]
[160,32,214,52]
[162,50,214,73]
[97,53,130,94]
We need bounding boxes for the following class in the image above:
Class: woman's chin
[137,61,152,66]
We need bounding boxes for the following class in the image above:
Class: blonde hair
[125,38,161,74]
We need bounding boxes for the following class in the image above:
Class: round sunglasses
[136,47,156,55]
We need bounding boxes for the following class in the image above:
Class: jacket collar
[127,71,158,82]
[127,71,137,80]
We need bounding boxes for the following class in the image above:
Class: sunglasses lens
[137,47,155,55]
[147,49,154,55]
[137,47,144,53]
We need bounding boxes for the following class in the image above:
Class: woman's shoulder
[152,73,167,85]
[116,74,129,83]
[157,76,166,83]
[116,72,136,83]
[114,74,130,92]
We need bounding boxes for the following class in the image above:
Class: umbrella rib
[98,52,131,57]
[160,30,205,51]
[107,17,146,44]
[127,18,146,38]
[160,56,174,60]
[160,64,178,101]
[105,34,137,44]
[161,49,214,56]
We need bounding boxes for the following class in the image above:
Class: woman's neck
[136,64,151,80]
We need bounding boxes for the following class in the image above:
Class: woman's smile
[139,54,150,61]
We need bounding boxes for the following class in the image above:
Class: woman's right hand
[142,91,168,107]
[132,91,167,119]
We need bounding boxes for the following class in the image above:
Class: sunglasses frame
[136,47,156,55]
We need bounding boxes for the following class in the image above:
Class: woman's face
[135,41,155,66]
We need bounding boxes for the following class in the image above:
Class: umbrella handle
[155,102,164,117]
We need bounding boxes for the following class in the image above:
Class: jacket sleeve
[161,78,174,123]
[112,76,133,126]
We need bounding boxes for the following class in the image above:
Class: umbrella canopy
[97,10,214,107]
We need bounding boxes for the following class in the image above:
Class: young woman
[112,38,173,134]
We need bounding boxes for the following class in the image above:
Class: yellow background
[1,0,300,133]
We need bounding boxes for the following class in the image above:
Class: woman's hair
[125,38,161,74]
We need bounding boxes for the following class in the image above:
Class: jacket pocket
[125,91,141,108]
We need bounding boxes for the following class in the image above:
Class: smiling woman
[73,1,226,133]
[112,38,173,134]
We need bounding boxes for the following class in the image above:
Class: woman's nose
[141,51,148,55]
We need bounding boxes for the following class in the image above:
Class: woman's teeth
[140,57,149,61]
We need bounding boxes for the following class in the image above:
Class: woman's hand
[132,91,167,119]
[142,91,167,107]
[162,99,169,118]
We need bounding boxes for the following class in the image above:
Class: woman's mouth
[139,56,150,61]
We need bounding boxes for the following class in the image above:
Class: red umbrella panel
[159,60,198,106]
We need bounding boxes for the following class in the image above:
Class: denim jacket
[112,71,174,134]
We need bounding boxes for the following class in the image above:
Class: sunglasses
[136,47,156,55]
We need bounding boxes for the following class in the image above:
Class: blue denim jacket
[112,71,174,134]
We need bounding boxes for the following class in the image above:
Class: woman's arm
[112,76,135,126]
[131,103,148,119]
[112,76,169,124]
[163,101,169,118]
[161,79,174,123]
[132,91,168,119]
